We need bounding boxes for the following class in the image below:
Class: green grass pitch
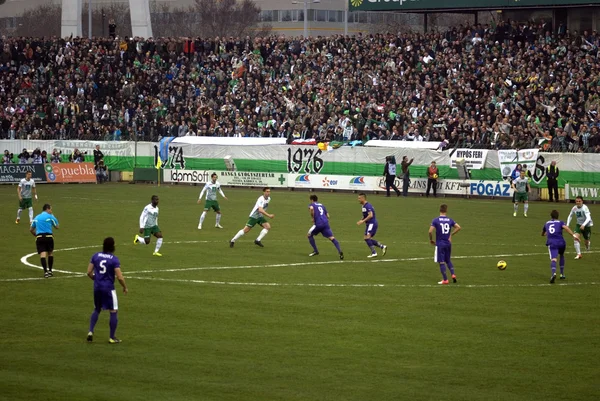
[0,183,598,401]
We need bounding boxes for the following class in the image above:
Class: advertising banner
[498,149,539,178]
[450,149,489,170]
[164,170,288,187]
[565,184,600,201]
[287,174,513,197]
[0,164,47,183]
[44,163,97,183]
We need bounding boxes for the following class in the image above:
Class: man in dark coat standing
[546,161,559,202]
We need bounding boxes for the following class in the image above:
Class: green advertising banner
[349,0,600,12]
[565,184,600,201]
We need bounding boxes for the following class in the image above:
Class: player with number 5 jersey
[429,204,462,285]
[307,195,343,259]
[357,193,387,258]
[87,237,128,344]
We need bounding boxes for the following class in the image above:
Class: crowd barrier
[2,140,599,192]
[0,162,96,184]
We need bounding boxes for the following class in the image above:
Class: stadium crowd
[2,19,600,152]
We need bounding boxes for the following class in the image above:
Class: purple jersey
[543,220,566,247]
[362,202,377,226]
[431,216,456,246]
[311,202,330,227]
[90,252,121,291]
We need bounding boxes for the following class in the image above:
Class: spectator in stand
[0,26,598,153]
[2,150,13,164]
[18,149,30,164]
[50,149,61,164]
[70,148,86,163]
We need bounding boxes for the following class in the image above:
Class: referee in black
[383,156,400,197]
[30,204,60,278]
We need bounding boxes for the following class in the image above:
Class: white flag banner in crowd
[450,149,489,170]
[497,149,539,178]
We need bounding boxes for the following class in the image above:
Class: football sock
[109,312,118,339]
[364,239,375,253]
[447,261,455,275]
[232,230,245,242]
[550,260,557,275]
[371,239,382,248]
[331,238,342,253]
[216,214,222,225]
[154,238,163,253]
[308,236,318,253]
[199,211,207,226]
[574,241,581,254]
[439,263,448,281]
[89,309,100,332]
[17,208,22,219]
[559,255,565,274]
[48,256,54,271]
[257,228,269,241]
[513,203,518,213]
[28,207,33,221]
[40,258,47,273]
[524,203,529,214]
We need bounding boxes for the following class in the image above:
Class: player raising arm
[567,196,593,259]
[197,173,228,230]
[230,187,274,248]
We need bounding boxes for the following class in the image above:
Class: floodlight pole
[88,0,92,39]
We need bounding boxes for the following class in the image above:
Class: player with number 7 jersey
[429,204,462,285]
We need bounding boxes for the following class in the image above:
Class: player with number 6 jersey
[429,204,462,285]
[542,210,578,283]
[307,195,343,259]
[357,193,387,258]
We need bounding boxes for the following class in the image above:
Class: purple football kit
[431,215,457,281]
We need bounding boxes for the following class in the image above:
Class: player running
[512,170,530,217]
[307,195,343,259]
[87,237,128,344]
[357,193,387,258]
[197,173,228,230]
[567,196,593,259]
[429,204,461,285]
[16,171,37,224]
[542,210,578,283]
[134,195,164,256]
[230,187,274,248]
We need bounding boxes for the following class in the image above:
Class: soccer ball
[497,260,507,270]
[433,174,439,179]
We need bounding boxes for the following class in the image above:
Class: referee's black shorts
[36,234,54,254]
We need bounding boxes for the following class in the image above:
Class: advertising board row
[0,163,97,184]
[164,169,515,197]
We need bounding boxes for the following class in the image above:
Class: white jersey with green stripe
[249,196,271,219]
[199,181,224,201]
[568,205,593,227]
[139,204,159,228]
[19,178,35,198]
[513,177,529,193]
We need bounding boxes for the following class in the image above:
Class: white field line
[127,276,599,289]
[125,251,600,275]
[0,275,83,283]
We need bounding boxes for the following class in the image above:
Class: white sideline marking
[126,251,600,275]
[0,275,83,283]
[127,276,599,289]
